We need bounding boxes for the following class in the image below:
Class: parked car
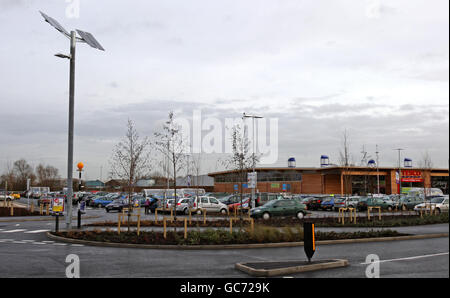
[357,197,396,211]
[105,199,129,213]
[165,197,196,215]
[333,196,361,211]
[297,197,322,211]
[397,196,425,211]
[250,199,308,220]
[414,196,449,214]
[0,191,14,201]
[228,197,251,213]
[218,194,250,205]
[320,197,336,211]
[255,193,285,207]
[192,196,229,214]
[91,196,115,208]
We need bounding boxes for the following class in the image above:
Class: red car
[228,197,251,213]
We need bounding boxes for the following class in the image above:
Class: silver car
[192,196,229,214]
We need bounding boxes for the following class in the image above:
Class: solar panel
[76,29,105,51]
[39,11,70,37]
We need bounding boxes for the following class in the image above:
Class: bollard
[46,204,49,215]
[155,209,158,223]
[184,218,187,239]
[117,213,121,235]
[163,218,167,239]
[378,207,381,220]
[189,209,192,225]
[203,209,206,225]
[229,218,233,234]
[40,204,43,215]
[10,206,14,216]
[55,214,59,232]
[137,214,141,236]
[250,218,254,234]
[30,203,34,213]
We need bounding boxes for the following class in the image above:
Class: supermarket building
[208,166,449,195]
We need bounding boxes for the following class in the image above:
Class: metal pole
[66,31,76,230]
[251,117,256,209]
[376,145,380,195]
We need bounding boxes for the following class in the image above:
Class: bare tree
[109,119,151,232]
[36,164,60,190]
[153,111,187,223]
[222,124,259,219]
[13,159,36,191]
[419,151,433,197]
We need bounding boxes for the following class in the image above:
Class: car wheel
[106,209,109,213]
[197,210,202,215]
[402,204,407,211]
[98,204,102,208]
[220,208,227,215]
[388,206,393,211]
[262,212,270,220]
[296,211,304,220]
[184,208,189,215]
[435,208,441,215]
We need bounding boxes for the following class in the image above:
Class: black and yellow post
[303,222,316,262]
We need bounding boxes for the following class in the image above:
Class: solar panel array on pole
[39,11,70,37]
[76,30,105,51]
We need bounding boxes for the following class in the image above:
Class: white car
[414,196,449,214]
[0,191,14,201]
[193,196,229,214]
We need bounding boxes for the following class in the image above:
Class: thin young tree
[419,151,433,198]
[222,124,259,220]
[153,111,187,224]
[109,119,151,232]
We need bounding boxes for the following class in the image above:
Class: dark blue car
[92,197,115,208]
[320,197,336,211]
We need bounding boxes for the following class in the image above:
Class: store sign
[271,183,280,188]
[401,170,423,183]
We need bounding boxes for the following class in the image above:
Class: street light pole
[40,11,105,230]
[66,31,76,230]
[243,113,263,209]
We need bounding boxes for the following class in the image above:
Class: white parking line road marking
[24,230,50,234]
[42,241,55,243]
[53,243,67,246]
[1,229,27,233]
[32,242,47,245]
[360,252,449,265]
[71,244,84,247]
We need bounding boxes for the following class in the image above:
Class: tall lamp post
[243,113,263,209]
[39,11,105,229]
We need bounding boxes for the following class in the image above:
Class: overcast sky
[0,0,448,181]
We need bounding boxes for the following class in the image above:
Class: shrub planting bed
[0,207,42,217]
[85,213,448,229]
[52,227,405,246]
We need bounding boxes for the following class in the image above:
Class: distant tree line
[0,159,62,191]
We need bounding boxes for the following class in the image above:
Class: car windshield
[430,197,445,204]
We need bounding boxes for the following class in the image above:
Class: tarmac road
[0,215,448,278]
